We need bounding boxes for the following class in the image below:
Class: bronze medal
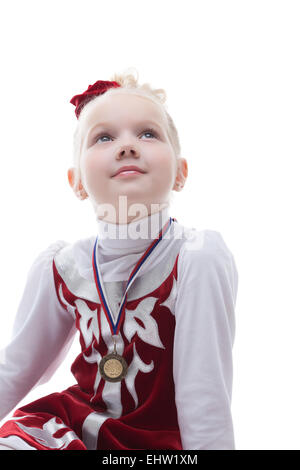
[99,342,128,382]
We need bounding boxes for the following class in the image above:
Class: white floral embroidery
[124,296,165,349]
[57,283,77,319]
[160,276,177,315]
[15,417,80,450]
[75,298,100,348]
[125,342,154,409]
[82,340,103,402]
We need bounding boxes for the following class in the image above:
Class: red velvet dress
[0,213,238,450]
[0,224,185,450]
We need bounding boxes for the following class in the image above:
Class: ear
[67,167,89,200]
[172,158,188,192]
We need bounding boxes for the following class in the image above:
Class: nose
[116,144,140,160]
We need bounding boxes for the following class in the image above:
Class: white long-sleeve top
[0,207,238,450]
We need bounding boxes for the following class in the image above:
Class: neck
[96,206,171,251]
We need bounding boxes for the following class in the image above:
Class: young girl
[0,69,238,450]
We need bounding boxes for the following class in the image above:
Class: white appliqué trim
[12,416,80,450]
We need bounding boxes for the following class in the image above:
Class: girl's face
[71,92,187,223]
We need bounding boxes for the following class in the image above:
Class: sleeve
[0,240,77,422]
[173,230,238,450]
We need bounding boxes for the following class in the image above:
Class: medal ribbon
[92,216,177,336]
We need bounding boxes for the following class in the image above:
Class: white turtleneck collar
[75,205,181,283]
[96,206,171,253]
[92,206,174,282]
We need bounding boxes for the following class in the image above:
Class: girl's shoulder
[177,227,237,279]
[25,237,94,279]
[179,227,235,258]
[27,239,70,274]
[50,235,95,274]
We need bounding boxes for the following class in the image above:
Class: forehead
[82,92,167,134]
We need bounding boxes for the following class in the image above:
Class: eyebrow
[87,120,164,139]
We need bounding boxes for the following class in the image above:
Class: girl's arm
[173,230,238,450]
[0,241,77,422]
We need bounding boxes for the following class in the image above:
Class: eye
[95,133,112,143]
[140,128,158,139]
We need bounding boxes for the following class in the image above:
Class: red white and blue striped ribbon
[92,217,177,336]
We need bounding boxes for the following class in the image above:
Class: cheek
[83,151,107,180]
[151,148,176,182]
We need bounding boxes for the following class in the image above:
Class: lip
[112,165,146,177]
[113,170,145,179]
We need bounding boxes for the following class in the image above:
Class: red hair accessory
[70,80,121,119]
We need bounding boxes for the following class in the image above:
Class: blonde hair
[71,67,182,194]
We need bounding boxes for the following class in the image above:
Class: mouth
[112,166,146,178]
[112,170,146,179]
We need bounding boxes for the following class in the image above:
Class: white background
[0,0,299,450]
